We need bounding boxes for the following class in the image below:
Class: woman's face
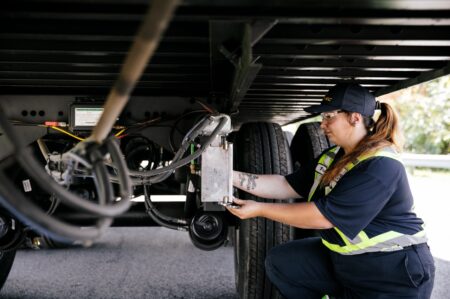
[319,110,354,146]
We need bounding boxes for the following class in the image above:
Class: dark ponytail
[320,102,403,187]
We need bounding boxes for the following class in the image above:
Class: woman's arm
[227,198,333,230]
[233,170,300,200]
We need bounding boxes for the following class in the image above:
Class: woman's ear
[350,112,362,126]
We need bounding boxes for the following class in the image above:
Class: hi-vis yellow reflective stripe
[326,149,402,193]
[322,230,427,255]
[308,147,401,202]
[308,147,427,254]
[307,146,340,202]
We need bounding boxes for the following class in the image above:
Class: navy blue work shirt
[285,148,425,246]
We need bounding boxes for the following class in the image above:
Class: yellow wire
[115,128,126,137]
[48,126,85,141]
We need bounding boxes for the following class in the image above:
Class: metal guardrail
[401,153,450,169]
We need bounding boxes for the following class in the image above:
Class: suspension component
[188,211,228,251]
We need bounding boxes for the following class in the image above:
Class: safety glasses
[320,110,345,122]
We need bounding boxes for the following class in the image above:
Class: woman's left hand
[226,198,263,219]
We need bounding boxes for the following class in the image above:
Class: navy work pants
[265,237,435,299]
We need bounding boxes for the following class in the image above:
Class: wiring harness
[0,108,231,243]
[0,105,132,245]
[107,114,230,186]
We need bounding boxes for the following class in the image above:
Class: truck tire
[234,122,294,299]
[290,122,332,172]
[0,250,16,291]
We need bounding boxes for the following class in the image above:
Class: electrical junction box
[200,115,233,211]
[201,140,233,211]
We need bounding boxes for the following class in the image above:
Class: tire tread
[235,122,293,299]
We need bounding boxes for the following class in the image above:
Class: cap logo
[323,96,332,102]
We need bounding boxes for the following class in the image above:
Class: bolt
[222,136,228,150]
[32,237,41,248]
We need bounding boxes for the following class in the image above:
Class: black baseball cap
[304,83,376,116]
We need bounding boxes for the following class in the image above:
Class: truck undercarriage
[1,0,449,298]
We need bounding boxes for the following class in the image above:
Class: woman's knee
[264,238,337,289]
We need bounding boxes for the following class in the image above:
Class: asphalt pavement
[2,227,238,299]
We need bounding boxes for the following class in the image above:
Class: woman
[227,83,435,299]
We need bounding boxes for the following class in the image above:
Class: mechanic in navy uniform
[227,83,435,299]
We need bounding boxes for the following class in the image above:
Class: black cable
[128,115,228,180]
[145,207,187,231]
[16,146,129,217]
[0,104,131,218]
[107,115,228,187]
[142,185,187,231]
[106,137,132,201]
[128,114,209,177]
[169,110,207,152]
[0,170,112,243]
[143,185,187,225]
[0,105,131,242]
[89,148,114,206]
[143,116,228,184]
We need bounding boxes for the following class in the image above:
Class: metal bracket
[228,21,277,112]
[209,20,277,113]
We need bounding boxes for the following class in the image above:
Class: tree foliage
[379,75,450,155]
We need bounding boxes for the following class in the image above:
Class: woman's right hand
[226,198,263,219]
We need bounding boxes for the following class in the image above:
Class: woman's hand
[226,198,263,219]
